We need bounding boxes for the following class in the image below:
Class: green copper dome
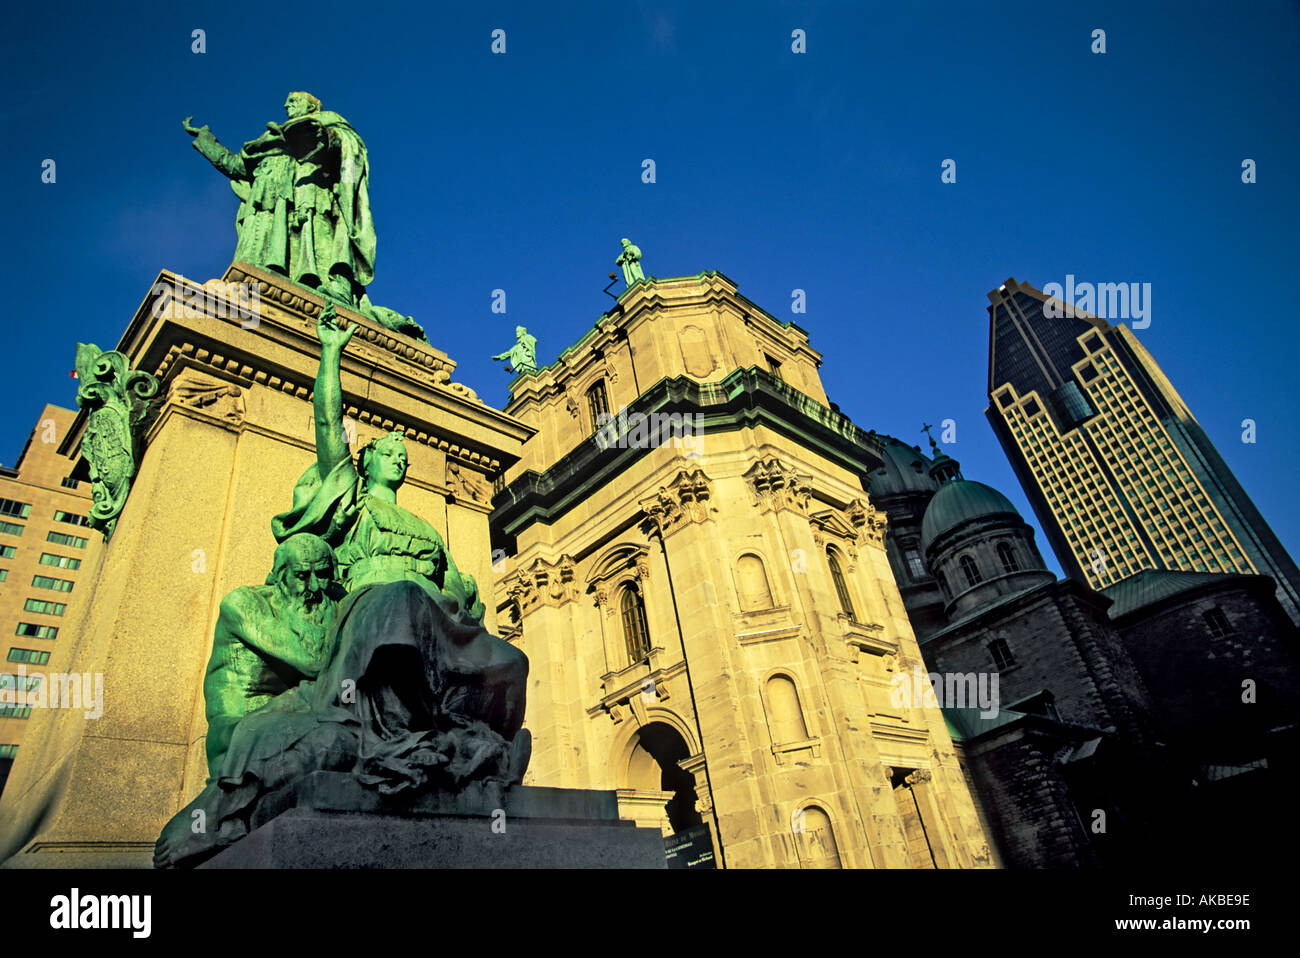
[921,479,1021,552]
[866,435,939,498]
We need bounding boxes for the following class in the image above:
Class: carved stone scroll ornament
[170,369,245,425]
[446,460,492,505]
[73,343,162,540]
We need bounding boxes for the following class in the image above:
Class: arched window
[959,554,982,589]
[827,550,856,621]
[765,674,809,744]
[997,542,1020,574]
[586,380,610,434]
[737,553,775,611]
[621,584,651,664]
[794,805,842,869]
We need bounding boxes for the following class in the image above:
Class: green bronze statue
[491,325,539,376]
[73,343,161,540]
[202,533,344,777]
[154,303,529,868]
[183,92,427,341]
[616,238,645,286]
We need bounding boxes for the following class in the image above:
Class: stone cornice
[61,265,534,477]
[492,367,886,539]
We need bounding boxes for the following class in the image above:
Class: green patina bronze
[154,303,529,869]
[73,343,162,540]
[491,325,539,376]
[616,238,645,286]
[202,533,344,778]
[184,92,427,341]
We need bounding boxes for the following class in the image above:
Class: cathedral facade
[490,272,995,868]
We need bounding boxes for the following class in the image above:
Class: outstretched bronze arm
[313,303,359,478]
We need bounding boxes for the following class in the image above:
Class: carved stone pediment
[587,544,651,615]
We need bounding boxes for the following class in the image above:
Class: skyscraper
[984,278,1300,625]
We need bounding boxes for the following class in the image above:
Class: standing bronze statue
[491,325,539,375]
[616,238,645,286]
[184,92,426,340]
[155,303,529,868]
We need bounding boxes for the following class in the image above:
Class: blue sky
[4,0,1298,576]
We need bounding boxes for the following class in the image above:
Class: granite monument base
[198,772,668,869]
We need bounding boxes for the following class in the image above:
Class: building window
[935,569,950,599]
[1203,607,1236,640]
[31,575,74,593]
[38,553,81,571]
[60,477,80,489]
[0,545,14,559]
[959,554,982,588]
[903,547,926,581]
[53,511,90,527]
[586,381,610,434]
[0,521,23,537]
[765,674,810,745]
[15,623,58,640]
[46,531,88,549]
[988,639,1016,671]
[996,542,1020,574]
[0,744,18,758]
[736,554,775,611]
[765,354,784,381]
[793,804,842,869]
[0,570,6,582]
[621,585,652,664]
[0,705,33,719]
[22,599,66,616]
[0,498,32,519]
[827,550,857,621]
[7,648,50,665]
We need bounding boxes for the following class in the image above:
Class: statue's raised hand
[317,302,359,351]
[182,116,209,138]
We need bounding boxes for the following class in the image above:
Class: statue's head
[515,325,527,339]
[357,431,408,493]
[268,533,337,612]
[284,91,322,119]
[620,238,632,248]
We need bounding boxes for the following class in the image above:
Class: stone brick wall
[1116,583,1300,761]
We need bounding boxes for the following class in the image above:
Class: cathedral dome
[921,479,1020,552]
[867,436,939,498]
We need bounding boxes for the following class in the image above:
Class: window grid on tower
[999,384,1147,587]
[1076,344,1254,579]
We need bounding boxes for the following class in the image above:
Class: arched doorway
[623,722,705,835]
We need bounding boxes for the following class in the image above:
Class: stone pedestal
[0,265,534,869]
[198,773,666,869]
